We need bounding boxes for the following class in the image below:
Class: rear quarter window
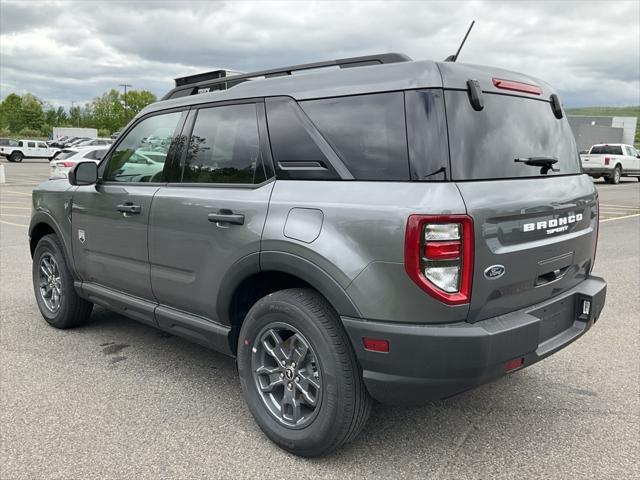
[300,92,409,181]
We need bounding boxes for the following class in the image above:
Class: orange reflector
[505,357,524,373]
[363,338,389,353]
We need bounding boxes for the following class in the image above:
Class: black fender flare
[29,210,79,279]
[216,250,361,328]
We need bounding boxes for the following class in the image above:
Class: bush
[98,129,111,138]
[18,127,44,139]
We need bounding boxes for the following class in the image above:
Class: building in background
[568,116,638,152]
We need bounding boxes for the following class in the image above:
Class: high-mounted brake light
[492,78,542,95]
[405,215,474,305]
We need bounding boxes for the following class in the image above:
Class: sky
[1,0,639,109]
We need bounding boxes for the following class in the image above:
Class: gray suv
[29,53,607,456]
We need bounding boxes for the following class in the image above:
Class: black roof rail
[162,52,412,100]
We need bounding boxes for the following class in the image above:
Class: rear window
[300,92,409,181]
[590,145,623,155]
[56,150,78,160]
[446,92,581,180]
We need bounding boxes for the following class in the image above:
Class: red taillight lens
[62,161,76,167]
[505,357,524,373]
[363,337,389,353]
[405,215,474,305]
[604,156,610,166]
[592,199,599,271]
[492,78,542,95]
[425,241,461,260]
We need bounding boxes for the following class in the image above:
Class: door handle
[208,210,245,225]
[116,202,142,214]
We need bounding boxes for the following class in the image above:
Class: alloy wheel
[251,323,322,428]
[38,253,62,313]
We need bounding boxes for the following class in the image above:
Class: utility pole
[119,83,132,113]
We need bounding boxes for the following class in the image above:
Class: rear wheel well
[30,223,56,257]
[228,271,313,354]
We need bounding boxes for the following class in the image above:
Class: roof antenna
[444,20,475,62]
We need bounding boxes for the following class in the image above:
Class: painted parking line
[0,220,28,228]
[0,190,32,196]
[600,203,640,209]
[600,213,640,223]
[0,206,31,210]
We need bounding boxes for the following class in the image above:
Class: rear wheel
[32,234,93,328]
[607,165,621,184]
[9,151,23,163]
[237,288,372,457]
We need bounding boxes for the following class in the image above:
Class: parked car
[0,139,59,162]
[29,53,606,457]
[61,137,91,148]
[47,136,70,147]
[49,146,109,178]
[581,143,640,183]
[73,138,113,147]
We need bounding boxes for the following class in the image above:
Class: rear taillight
[62,161,76,167]
[592,199,600,271]
[604,156,610,166]
[405,215,474,305]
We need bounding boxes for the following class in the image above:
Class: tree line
[0,89,157,139]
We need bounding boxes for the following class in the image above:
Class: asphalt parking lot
[1,159,638,479]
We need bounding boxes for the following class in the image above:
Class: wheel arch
[29,212,78,278]
[219,251,362,355]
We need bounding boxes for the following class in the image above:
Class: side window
[104,112,182,183]
[38,142,48,149]
[300,92,409,181]
[27,141,36,148]
[182,103,262,184]
[18,141,23,147]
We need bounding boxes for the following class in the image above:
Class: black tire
[9,151,23,163]
[237,288,372,457]
[607,165,621,184]
[32,234,93,328]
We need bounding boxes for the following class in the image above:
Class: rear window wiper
[514,156,559,174]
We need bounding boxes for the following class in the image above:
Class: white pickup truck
[581,143,640,184]
[0,139,60,162]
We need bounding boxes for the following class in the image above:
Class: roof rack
[162,52,412,100]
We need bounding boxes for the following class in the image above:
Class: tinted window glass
[590,145,623,155]
[301,92,409,180]
[182,104,260,184]
[105,112,181,182]
[38,142,47,149]
[27,142,36,148]
[55,150,77,160]
[446,92,581,180]
[405,90,449,181]
[266,100,328,165]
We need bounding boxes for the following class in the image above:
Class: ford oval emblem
[484,265,505,280]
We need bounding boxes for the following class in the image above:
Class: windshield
[590,145,623,155]
[446,92,581,180]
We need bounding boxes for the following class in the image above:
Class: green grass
[566,106,639,147]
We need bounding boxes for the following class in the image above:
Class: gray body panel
[71,184,158,301]
[148,182,274,323]
[262,180,469,323]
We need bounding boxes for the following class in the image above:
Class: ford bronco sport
[29,53,607,457]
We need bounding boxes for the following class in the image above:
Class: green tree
[0,93,24,132]
[20,93,45,131]
[122,90,157,121]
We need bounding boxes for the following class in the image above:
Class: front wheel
[237,288,372,457]
[32,234,93,328]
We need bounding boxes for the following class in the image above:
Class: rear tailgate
[441,70,597,322]
[581,154,606,167]
[457,176,597,322]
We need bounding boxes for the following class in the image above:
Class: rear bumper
[342,276,606,405]
[582,167,611,176]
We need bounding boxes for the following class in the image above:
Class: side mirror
[69,161,98,186]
